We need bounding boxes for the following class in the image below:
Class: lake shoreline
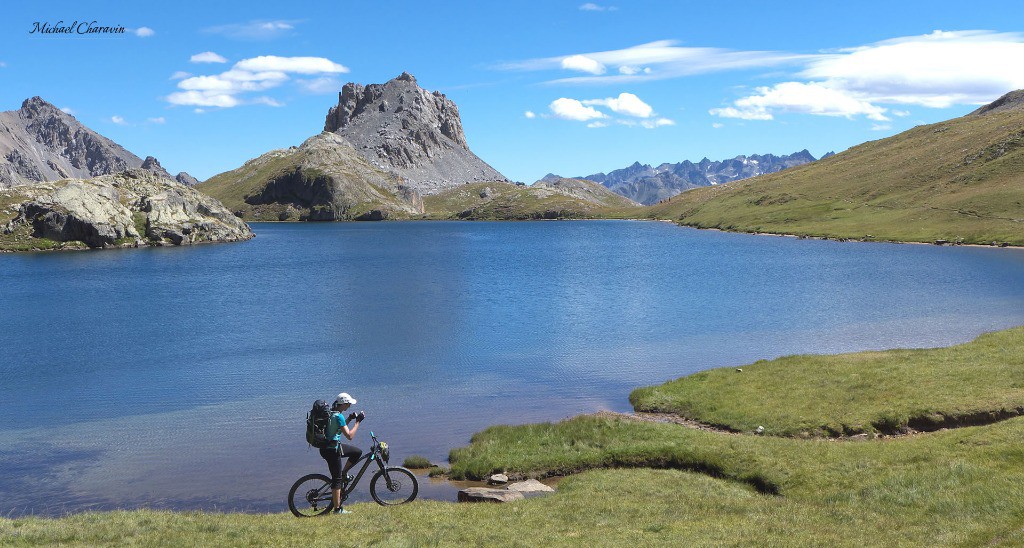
[5,215,1020,254]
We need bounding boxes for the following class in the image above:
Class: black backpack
[306,399,333,448]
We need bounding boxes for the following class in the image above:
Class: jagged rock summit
[970,89,1024,116]
[323,72,508,194]
[201,73,511,221]
[0,97,172,188]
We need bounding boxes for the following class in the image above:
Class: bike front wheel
[370,466,418,506]
[288,473,334,517]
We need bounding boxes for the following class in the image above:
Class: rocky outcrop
[323,72,508,194]
[1,169,253,251]
[580,150,821,205]
[0,97,173,188]
[970,89,1024,116]
[175,172,200,186]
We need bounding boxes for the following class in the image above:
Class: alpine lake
[2,220,1023,515]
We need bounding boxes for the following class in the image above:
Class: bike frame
[322,431,391,499]
[338,446,386,497]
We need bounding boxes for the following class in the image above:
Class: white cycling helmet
[334,392,357,406]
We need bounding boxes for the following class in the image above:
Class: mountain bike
[288,431,418,517]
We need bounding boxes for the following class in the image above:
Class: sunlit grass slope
[635,108,1024,245]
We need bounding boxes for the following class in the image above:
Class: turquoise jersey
[327,412,347,445]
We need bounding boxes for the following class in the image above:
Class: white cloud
[618,65,651,75]
[167,91,240,108]
[799,30,1024,108]
[111,115,128,125]
[203,20,296,40]
[193,108,206,114]
[710,82,890,121]
[135,27,154,38]
[871,123,892,131]
[170,71,192,80]
[190,51,228,64]
[235,55,348,74]
[708,106,774,121]
[586,121,608,128]
[712,122,724,129]
[561,54,606,75]
[148,117,166,124]
[166,55,346,108]
[642,118,675,128]
[60,107,74,115]
[583,92,653,117]
[500,40,810,84]
[503,29,1024,123]
[252,96,284,107]
[524,110,536,119]
[295,76,341,94]
[709,30,1024,121]
[0,61,6,68]
[579,3,617,11]
[549,98,606,121]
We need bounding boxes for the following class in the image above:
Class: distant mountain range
[541,150,829,205]
[0,97,198,188]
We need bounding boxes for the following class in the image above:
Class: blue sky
[3,1,1023,183]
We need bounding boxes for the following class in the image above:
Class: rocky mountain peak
[970,89,1024,116]
[20,96,61,118]
[321,73,507,194]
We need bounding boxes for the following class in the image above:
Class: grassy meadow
[5,326,1024,546]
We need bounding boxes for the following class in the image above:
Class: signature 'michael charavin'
[30,21,125,35]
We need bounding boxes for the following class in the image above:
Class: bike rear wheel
[288,473,334,517]
[370,467,418,506]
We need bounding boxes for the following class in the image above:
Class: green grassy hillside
[424,179,634,220]
[198,133,419,222]
[636,107,1024,245]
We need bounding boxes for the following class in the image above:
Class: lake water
[2,220,1023,516]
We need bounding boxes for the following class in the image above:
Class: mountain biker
[321,392,365,514]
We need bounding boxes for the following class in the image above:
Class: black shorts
[319,444,363,488]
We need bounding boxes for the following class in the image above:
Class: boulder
[488,474,509,485]
[457,488,524,503]
[506,479,555,494]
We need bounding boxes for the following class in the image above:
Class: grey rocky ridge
[1,169,254,251]
[578,150,823,205]
[0,97,178,188]
[200,73,510,221]
[323,72,508,194]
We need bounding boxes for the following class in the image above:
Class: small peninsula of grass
[630,327,1024,437]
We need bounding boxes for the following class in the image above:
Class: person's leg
[339,444,363,477]
[319,446,343,508]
